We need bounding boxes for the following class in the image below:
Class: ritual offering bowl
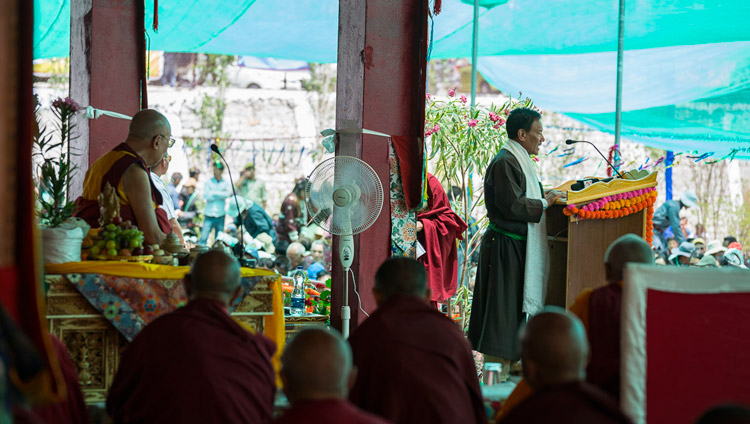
[152,255,175,265]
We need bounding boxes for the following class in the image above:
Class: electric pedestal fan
[306,156,384,337]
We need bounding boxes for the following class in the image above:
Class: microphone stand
[211,145,249,267]
[566,140,625,178]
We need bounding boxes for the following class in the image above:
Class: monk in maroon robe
[107,251,276,424]
[31,335,90,424]
[74,109,172,245]
[416,173,467,304]
[499,234,653,420]
[348,257,487,424]
[500,311,632,424]
[275,328,389,424]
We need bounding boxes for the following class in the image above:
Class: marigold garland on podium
[545,171,658,308]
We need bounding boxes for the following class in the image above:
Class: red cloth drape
[391,135,424,210]
[417,173,467,302]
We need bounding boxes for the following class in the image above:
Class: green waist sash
[487,222,527,241]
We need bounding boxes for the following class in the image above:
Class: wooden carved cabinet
[45,274,275,404]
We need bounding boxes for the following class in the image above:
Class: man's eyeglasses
[160,134,176,148]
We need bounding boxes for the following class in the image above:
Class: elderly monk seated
[275,328,389,424]
[348,257,487,424]
[106,251,276,424]
[500,310,632,424]
[74,109,173,244]
[499,234,653,419]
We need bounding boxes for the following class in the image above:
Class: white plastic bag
[42,226,84,264]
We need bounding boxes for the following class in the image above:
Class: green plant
[33,96,80,227]
[310,278,332,316]
[425,92,535,329]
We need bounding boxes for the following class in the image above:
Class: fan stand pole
[342,270,351,338]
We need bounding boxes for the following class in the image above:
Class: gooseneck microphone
[210,144,246,264]
[565,139,624,178]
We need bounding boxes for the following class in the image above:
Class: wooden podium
[545,171,658,308]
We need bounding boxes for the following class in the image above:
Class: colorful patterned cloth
[62,273,264,342]
[389,139,418,258]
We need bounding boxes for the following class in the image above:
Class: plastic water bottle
[290,266,306,316]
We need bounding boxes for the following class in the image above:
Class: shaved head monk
[75,109,174,244]
[348,257,487,424]
[500,310,632,424]
[107,251,276,423]
[570,233,653,400]
[499,234,653,419]
[275,328,389,424]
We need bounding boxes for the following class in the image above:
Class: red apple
[112,216,123,225]
[118,248,132,256]
[143,246,154,255]
[132,247,144,256]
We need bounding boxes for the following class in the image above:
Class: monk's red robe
[499,381,632,424]
[32,335,90,424]
[348,295,487,424]
[417,173,467,303]
[74,143,170,233]
[274,399,390,424]
[107,298,276,424]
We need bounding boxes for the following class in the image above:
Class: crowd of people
[162,160,332,282]
[41,108,745,423]
[651,191,749,269]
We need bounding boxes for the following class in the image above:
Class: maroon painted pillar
[332,0,428,332]
[69,0,145,199]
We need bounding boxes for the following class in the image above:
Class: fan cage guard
[305,156,384,236]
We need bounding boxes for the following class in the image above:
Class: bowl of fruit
[85,217,153,262]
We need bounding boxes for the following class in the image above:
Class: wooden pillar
[0,0,66,399]
[333,0,428,332]
[69,0,145,199]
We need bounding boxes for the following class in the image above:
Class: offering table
[44,261,285,404]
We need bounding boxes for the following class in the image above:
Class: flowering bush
[425,91,536,329]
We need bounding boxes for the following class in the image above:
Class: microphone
[565,140,624,178]
[210,144,247,265]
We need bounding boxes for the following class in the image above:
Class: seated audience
[310,240,327,265]
[695,404,750,424]
[286,242,307,269]
[723,236,738,248]
[348,257,487,424]
[705,240,727,259]
[274,256,292,276]
[275,328,389,424]
[107,251,276,423]
[723,248,748,269]
[695,254,718,267]
[500,310,632,424]
[20,335,91,424]
[500,234,652,418]
[306,262,326,281]
[669,241,696,266]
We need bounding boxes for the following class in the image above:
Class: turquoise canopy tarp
[32,0,750,158]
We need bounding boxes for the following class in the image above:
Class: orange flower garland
[563,188,658,245]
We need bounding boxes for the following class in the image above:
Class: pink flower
[52,97,81,114]
[504,108,510,116]
[425,128,434,137]
[426,93,431,100]
[489,112,499,122]
[448,88,456,97]
[498,118,505,126]
[432,124,440,133]
[460,95,467,103]
[493,122,502,130]
[467,119,478,128]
